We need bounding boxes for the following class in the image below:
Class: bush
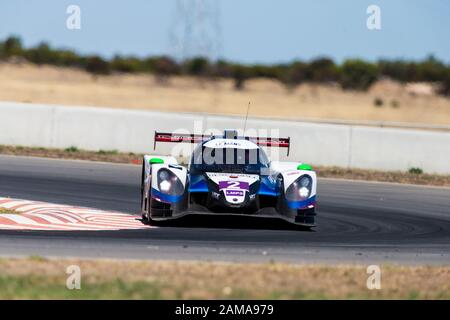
[111,55,142,73]
[391,100,400,108]
[408,167,423,175]
[374,97,384,107]
[340,59,379,90]
[85,56,111,75]
[64,146,79,153]
[97,149,118,155]
[184,57,210,76]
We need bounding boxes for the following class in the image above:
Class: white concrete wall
[1,101,449,174]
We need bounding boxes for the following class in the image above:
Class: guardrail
[1,101,450,174]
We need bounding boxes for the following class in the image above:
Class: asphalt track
[0,155,450,265]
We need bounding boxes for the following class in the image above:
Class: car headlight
[159,180,171,192]
[158,170,170,181]
[299,187,310,198]
[157,169,184,196]
[285,175,312,201]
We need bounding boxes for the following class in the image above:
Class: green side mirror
[297,163,313,171]
[149,157,164,165]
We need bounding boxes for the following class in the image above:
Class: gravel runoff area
[1,145,449,188]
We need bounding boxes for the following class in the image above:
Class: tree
[24,42,53,64]
[151,56,179,83]
[439,68,450,96]
[213,60,232,78]
[378,60,418,82]
[340,59,379,90]
[307,57,339,82]
[231,65,248,90]
[285,61,308,87]
[111,55,142,73]
[417,55,446,82]
[184,57,210,76]
[2,36,23,57]
[85,56,111,75]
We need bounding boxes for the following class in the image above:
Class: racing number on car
[219,181,249,190]
[226,181,240,189]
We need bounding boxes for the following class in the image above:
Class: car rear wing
[248,136,290,156]
[153,132,210,150]
[154,131,290,155]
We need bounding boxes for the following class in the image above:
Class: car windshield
[190,146,269,174]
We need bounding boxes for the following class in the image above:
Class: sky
[0,0,449,64]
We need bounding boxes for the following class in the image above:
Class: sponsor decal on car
[219,181,249,191]
[225,189,244,197]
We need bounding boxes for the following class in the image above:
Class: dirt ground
[0,257,449,299]
[1,62,450,125]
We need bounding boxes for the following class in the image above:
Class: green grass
[0,276,164,299]
[97,149,118,155]
[1,259,450,299]
[0,274,448,300]
[27,255,47,262]
[64,146,79,153]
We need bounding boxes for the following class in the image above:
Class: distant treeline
[1,36,449,95]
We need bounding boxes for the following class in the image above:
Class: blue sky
[0,0,449,64]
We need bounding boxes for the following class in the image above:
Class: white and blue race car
[141,130,317,227]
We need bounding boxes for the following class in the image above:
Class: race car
[140,130,317,227]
